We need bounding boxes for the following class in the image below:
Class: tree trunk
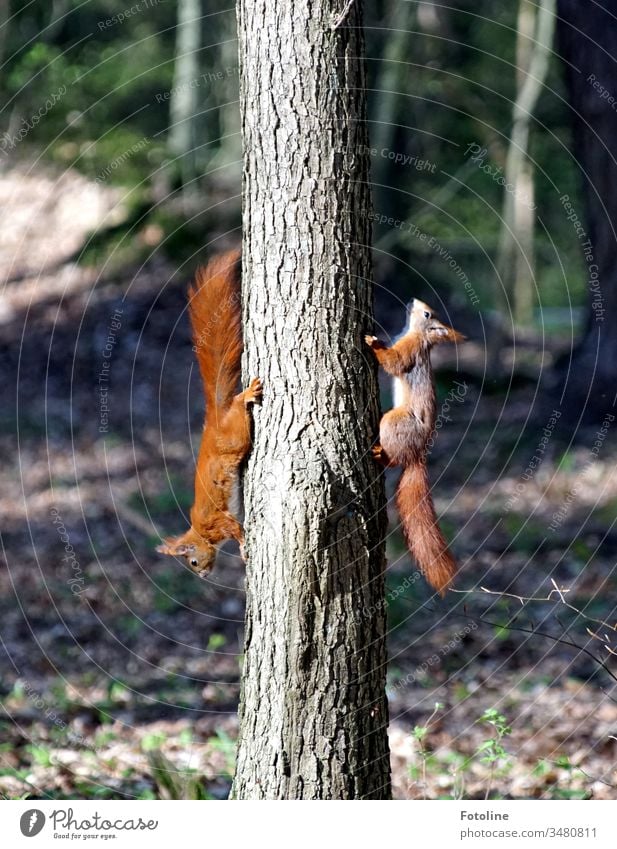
[232,0,391,800]
[496,0,555,326]
[371,0,417,222]
[169,0,201,195]
[554,0,617,416]
[0,0,9,65]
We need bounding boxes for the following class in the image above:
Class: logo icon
[20,810,46,837]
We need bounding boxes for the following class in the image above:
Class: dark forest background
[1,0,617,800]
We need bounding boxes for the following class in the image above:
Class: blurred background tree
[168,0,201,205]
[2,0,617,803]
[0,0,600,363]
[496,0,555,329]
[556,0,617,417]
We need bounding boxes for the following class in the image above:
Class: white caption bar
[1,799,615,848]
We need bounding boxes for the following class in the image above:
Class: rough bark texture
[231,0,391,800]
[555,1,617,416]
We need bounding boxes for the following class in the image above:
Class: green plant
[476,708,513,800]
[26,745,54,768]
[141,732,167,753]
[407,705,517,800]
[207,633,227,651]
[411,702,443,799]
[209,729,237,780]
[147,751,209,800]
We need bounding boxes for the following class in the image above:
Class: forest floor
[1,158,617,800]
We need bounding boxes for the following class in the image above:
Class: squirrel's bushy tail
[396,461,456,596]
[188,249,242,416]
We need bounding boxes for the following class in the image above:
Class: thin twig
[444,607,617,688]
[450,583,617,636]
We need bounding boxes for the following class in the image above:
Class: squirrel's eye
[190,558,198,567]
[423,310,431,319]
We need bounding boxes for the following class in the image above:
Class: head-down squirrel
[366,299,465,596]
[156,250,262,576]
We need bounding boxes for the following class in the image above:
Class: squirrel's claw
[244,377,263,404]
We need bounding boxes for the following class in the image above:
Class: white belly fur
[392,375,406,408]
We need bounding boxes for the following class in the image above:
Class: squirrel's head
[156,532,216,577]
[407,299,466,347]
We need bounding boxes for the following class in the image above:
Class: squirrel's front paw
[245,377,263,404]
[371,444,390,466]
[365,335,378,348]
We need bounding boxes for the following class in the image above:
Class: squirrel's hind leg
[217,377,262,455]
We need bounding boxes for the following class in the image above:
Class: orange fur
[396,464,457,597]
[156,250,262,577]
[367,299,465,596]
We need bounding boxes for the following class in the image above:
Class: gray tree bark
[231,0,391,800]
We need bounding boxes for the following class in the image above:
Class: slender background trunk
[0,0,9,66]
[496,0,555,326]
[169,0,201,198]
[555,0,617,416]
[232,0,391,800]
[371,0,417,223]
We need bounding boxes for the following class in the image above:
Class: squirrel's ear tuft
[156,538,192,557]
[430,322,466,344]
[446,328,466,344]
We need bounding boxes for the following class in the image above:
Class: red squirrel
[366,299,465,596]
[156,250,262,576]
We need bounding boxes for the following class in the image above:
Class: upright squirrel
[366,299,465,596]
[156,250,262,576]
